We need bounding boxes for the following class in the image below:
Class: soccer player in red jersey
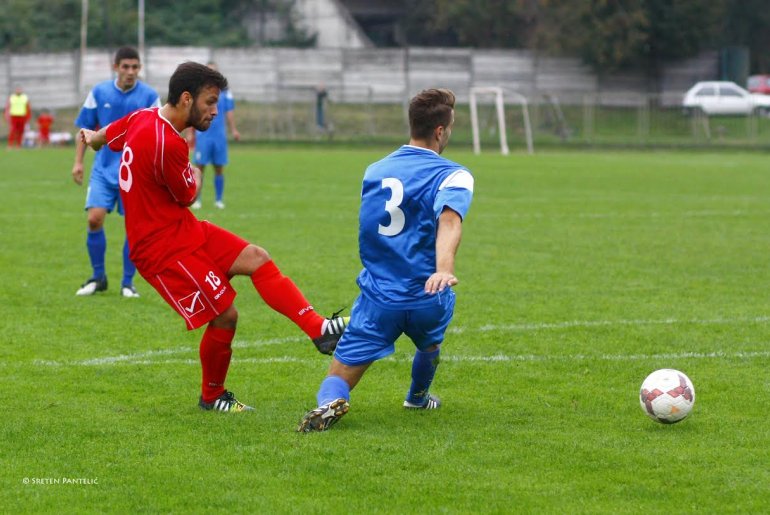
[79,62,347,413]
[37,109,54,146]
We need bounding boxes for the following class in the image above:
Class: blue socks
[406,346,441,405]
[214,174,224,202]
[122,237,136,287]
[86,229,136,287]
[317,375,350,406]
[86,228,106,279]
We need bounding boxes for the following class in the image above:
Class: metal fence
[14,90,770,150]
[225,91,770,149]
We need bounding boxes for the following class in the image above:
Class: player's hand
[71,163,84,185]
[424,272,458,295]
[79,128,104,151]
[232,128,241,142]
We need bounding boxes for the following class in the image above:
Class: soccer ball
[639,369,695,424]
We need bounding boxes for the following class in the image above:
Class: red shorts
[143,221,249,330]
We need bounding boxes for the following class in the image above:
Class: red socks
[199,325,235,403]
[250,260,324,338]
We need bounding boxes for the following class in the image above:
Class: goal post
[469,86,534,155]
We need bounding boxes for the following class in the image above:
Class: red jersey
[37,114,53,130]
[106,107,205,275]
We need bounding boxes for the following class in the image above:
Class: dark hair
[166,62,228,106]
[114,46,140,65]
[409,88,456,140]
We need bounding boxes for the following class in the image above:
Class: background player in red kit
[79,62,347,413]
[37,108,54,146]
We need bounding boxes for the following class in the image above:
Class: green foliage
[0,0,314,51]
[0,0,80,50]
[722,0,770,73]
[2,147,770,511]
[397,0,766,75]
[144,0,251,47]
[577,1,648,72]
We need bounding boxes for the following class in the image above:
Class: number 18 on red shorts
[146,249,238,330]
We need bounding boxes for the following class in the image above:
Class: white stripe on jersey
[438,169,474,192]
[82,91,97,109]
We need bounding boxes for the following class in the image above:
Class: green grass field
[2,145,770,513]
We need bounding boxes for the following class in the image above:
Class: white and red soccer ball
[639,369,695,424]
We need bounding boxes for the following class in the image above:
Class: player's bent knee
[211,305,238,329]
[241,244,271,269]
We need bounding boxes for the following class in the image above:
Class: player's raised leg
[230,244,348,354]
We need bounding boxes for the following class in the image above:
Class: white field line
[454,315,770,334]
[32,350,770,368]
[29,315,770,368]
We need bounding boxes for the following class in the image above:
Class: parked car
[682,81,770,115]
[747,74,770,95]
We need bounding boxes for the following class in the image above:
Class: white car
[682,81,770,115]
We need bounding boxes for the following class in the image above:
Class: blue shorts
[334,289,456,366]
[194,136,228,167]
[85,170,123,215]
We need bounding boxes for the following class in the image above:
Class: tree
[722,0,770,73]
[0,0,310,51]
[0,0,81,51]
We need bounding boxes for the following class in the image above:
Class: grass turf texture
[2,146,770,513]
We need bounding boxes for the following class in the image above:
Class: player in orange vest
[5,85,31,148]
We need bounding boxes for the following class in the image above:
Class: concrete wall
[1,47,719,112]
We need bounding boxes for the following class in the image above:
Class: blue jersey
[195,89,234,143]
[357,145,474,308]
[75,80,160,186]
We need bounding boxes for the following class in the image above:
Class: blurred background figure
[5,85,31,148]
[315,82,329,133]
[71,46,160,298]
[191,62,240,210]
[36,108,54,147]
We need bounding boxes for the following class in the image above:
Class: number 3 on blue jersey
[378,178,405,236]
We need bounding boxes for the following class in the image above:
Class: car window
[695,87,715,96]
[749,77,760,88]
[720,85,744,97]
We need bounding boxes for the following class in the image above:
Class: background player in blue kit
[190,62,240,210]
[71,46,160,297]
[298,88,474,432]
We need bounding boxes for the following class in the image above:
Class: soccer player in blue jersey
[298,88,474,432]
[190,62,240,210]
[71,46,160,298]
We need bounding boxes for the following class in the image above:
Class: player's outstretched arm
[424,207,463,295]
[79,127,107,152]
[71,137,87,185]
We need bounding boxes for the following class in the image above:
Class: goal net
[469,86,534,155]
